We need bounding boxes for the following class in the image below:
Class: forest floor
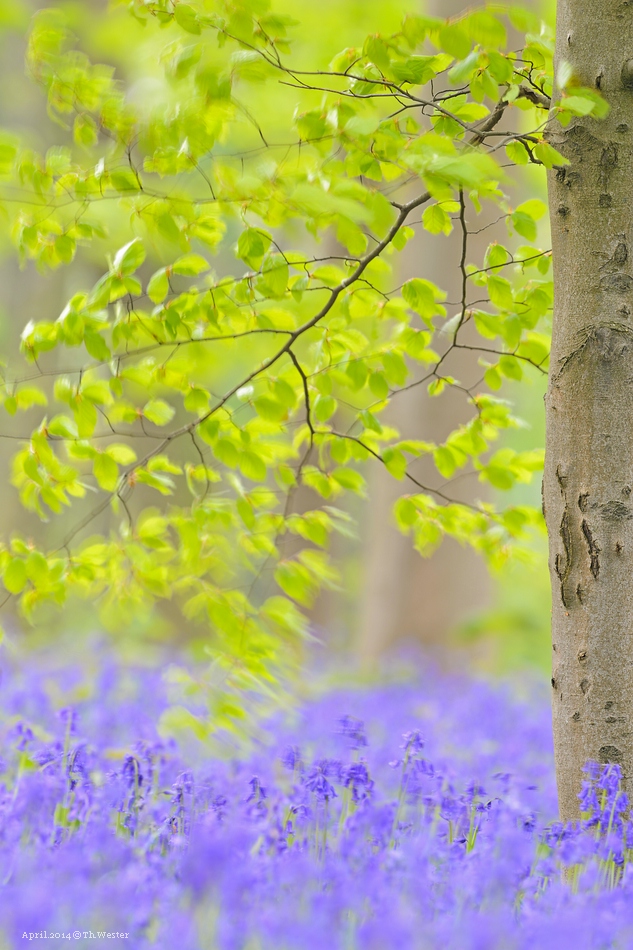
[1,647,628,949]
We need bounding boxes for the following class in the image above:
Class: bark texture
[546,1,633,819]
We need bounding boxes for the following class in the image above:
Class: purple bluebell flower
[123,755,144,791]
[402,730,425,756]
[344,761,374,802]
[337,715,368,750]
[245,775,267,804]
[10,722,34,751]
[305,760,338,801]
[6,650,633,948]
[281,745,303,772]
[58,707,78,735]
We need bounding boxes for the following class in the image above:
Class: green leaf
[106,444,137,465]
[184,388,210,413]
[516,199,547,220]
[259,254,289,299]
[484,365,503,390]
[25,551,49,586]
[136,469,175,495]
[143,400,175,426]
[15,387,48,411]
[382,351,408,386]
[499,355,523,381]
[448,49,479,85]
[274,561,313,607]
[93,453,119,491]
[331,467,366,495]
[480,461,515,490]
[402,278,446,321]
[439,24,471,59]
[74,399,97,438]
[47,415,78,439]
[434,446,457,479]
[84,332,111,362]
[4,557,27,595]
[313,394,337,423]
[423,203,452,235]
[137,514,168,540]
[391,54,451,85]
[174,2,201,34]
[394,496,418,529]
[213,438,238,467]
[113,239,146,277]
[110,168,141,194]
[254,396,287,422]
[561,95,596,117]
[383,447,407,479]
[82,381,113,405]
[505,141,529,166]
[368,371,389,400]
[74,113,98,148]
[464,10,506,48]
[239,451,267,482]
[511,211,537,241]
[487,275,513,310]
[271,379,297,408]
[486,50,513,84]
[147,268,170,304]
[236,228,272,267]
[172,254,209,276]
[533,142,569,168]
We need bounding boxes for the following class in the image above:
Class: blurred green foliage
[0,0,587,727]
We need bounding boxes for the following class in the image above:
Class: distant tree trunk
[354,0,493,664]
[545,1,633,818]
[356,245,492,662]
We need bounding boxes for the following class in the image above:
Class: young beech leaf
[313,395,337,423]
[331,467,366,495]
[236,228,272,266]
[15,388,47,411]
[93,453,119,491]
[105,444,137,465]
[382,447,407,479]
[239,451,267,482]
[423,203,452,235]
[113,239,145,276]
[4,557,27,595]
[439,24,471,60]
[84,333,111,362]
[505,141,530,165]
[25,551,49,585]
[174,3,201,34]
[402,278,446,321]
[394,496,418,529]
[213,439,238,468]
[147,268,169,304]
[172,254,209,276]
[274,561,314,607]
[143,400,175,426]
[254,396,287,422]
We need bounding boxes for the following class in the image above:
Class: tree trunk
[545,1,633,819]
[354,0,492,664]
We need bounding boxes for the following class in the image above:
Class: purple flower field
[1,655,631,949]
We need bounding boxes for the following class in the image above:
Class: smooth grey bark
[545,1,633,819]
